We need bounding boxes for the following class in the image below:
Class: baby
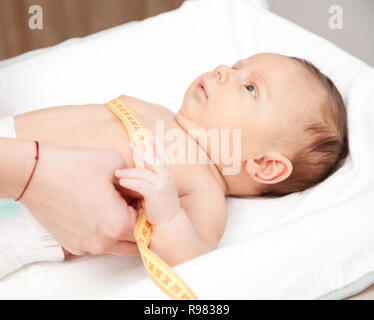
[14,53,349,266]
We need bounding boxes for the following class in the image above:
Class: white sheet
[0,0,373,299]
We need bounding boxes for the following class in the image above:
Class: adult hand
[20,142,139,256]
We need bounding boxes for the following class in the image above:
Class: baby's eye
[246,85,256,97]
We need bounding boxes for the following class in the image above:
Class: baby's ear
[245,153,293,185]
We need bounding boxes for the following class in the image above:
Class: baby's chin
[175,105,199,132]
[182,87,208,116]
[179,95,197,118]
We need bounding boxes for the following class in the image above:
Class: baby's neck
[173,118,228,195]
[206,161,229,195]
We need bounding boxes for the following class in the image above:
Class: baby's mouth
[198,79,208,99]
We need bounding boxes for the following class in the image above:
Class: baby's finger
[132,143,163,173]
[145,135,169,172]
[130,142,148,161]
[115,168,157,184]
[154,136,170,168]
[119,178,152,198]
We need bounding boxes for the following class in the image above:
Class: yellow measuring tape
[105,97,198,300]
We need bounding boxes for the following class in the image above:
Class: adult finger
[101,190,138,241]
[109,241,140,256]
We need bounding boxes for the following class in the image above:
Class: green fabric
[0,199,20,219]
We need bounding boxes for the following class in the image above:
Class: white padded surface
[0,0,373,299]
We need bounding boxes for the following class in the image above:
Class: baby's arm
[150,207,214,266]
[115,138,224,266]
[149,190,225,266]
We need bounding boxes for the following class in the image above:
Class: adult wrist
[19,141,58,207]
[0,138,36,199]
[15,140,39,202]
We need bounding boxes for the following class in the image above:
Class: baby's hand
[115,137,181,227]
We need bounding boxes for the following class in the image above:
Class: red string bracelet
[15,140,39,202]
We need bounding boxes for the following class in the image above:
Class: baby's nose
[213,65,231,83]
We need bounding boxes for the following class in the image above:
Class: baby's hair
[260,57,349,197]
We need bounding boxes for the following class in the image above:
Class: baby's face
[176,53,321,161]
